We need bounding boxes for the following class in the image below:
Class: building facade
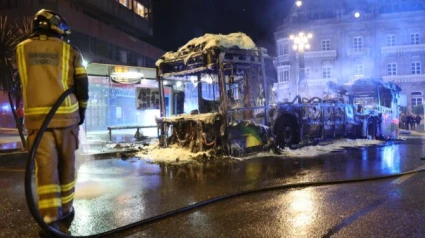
[274,0,425,113]
[1,0,163,66]
[0,0,165,129]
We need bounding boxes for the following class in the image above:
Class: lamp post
[290,32,312,96]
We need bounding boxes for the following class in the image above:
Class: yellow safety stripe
[75,67,87,75]
[24,102,79,116]
[62,43,71,106]
[39,198,61,209]
[37,184,61,195]
[16,44,28,108]
[61,192,75,204]
[79,101,88,108]
[60,180,76,192]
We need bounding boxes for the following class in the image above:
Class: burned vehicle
[273,78,400,148]
[155,33,400,157]
[155,33,276,157]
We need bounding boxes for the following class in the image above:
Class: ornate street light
[295,1,303,7]
[290,32,313,96]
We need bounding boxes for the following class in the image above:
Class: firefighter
[15,9,88,232]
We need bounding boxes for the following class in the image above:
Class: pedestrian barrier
[107,125,158,141]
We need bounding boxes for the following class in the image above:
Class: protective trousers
[27,124,79,222]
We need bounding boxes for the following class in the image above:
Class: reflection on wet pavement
[68,138,425,236]
[0,141,22,150]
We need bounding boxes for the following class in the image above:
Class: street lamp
[290,32,313,96]
[295,1,303,7]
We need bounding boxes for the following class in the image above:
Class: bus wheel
[367,118,376,139]
[278,122,297,149]
[283,125,293,144]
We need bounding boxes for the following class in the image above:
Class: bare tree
[0,16,32,149]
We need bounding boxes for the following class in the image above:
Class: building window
[387,63,397,75]
[322,67,332,78]
[354,64,363,76]
[278,42,289,56]
[118,0,129,8]
[353,37,363,52]
[411,33,420,45]
[134,1,149,19]
[305,68,310,79]
[279,66,290,83]
[283,44,289,55]
[386,35,396,46]
[278,44,283,55]
[412,62,421,74]
[321,40,330,51]
[411,92,423,111]
[283,70,290,82]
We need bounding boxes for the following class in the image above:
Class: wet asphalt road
[1,134,425,238]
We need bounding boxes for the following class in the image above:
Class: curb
[80,149,140,159]
[0,149,140,168]
[0,151,28,168]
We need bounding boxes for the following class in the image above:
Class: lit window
[354,65,363,76]
[322,67,332,78]
[411,33,420,45]
[321,40,330,51]
[387,63,397,75]
[134,1,149,19]
[118,0,128,7]
[353,37,362,52]
[386,35,396,46]
[411,62,421,74]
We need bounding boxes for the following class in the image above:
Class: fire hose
[26,88,425,237]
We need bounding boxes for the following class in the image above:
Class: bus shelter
[86,63,167,137]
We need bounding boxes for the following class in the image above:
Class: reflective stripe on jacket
[16,35,89,129]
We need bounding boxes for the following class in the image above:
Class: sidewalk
[0,127,154,166]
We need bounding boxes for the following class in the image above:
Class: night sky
[151,0,292,55]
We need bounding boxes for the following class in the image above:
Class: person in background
[399,113,405,129]
[16,104,24,130]
[15,9,88,236]
[405,114,411,130]
[416,114,422,127]
[410,113,416,130]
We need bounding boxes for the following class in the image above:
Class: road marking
[392,164,425,185]
[0,168,25,172]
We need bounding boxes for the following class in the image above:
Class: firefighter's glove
[79,108,86,125]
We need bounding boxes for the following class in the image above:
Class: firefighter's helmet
[33,9,71,36]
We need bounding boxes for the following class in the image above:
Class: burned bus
[273,78,400,149]
[155,33,400,157]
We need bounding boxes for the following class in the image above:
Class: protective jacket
[16,35,88,129]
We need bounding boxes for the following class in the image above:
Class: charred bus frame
[156,47,274,156]
[156,47,400,156]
